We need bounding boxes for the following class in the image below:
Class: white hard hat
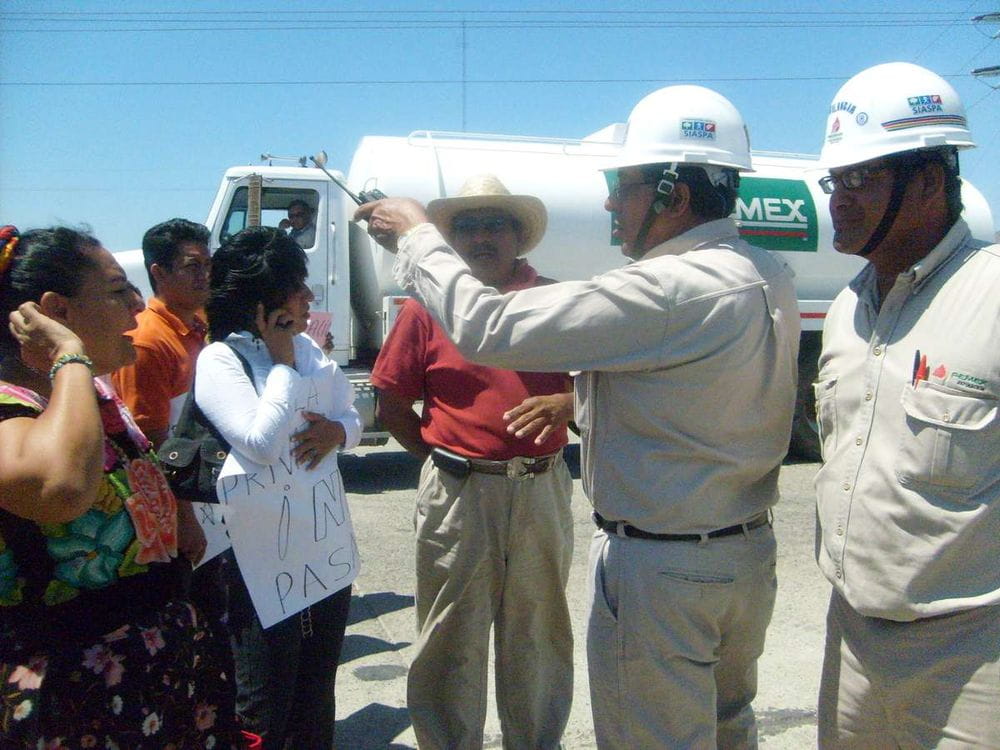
[820,62,975,170]
[607,85,753,172]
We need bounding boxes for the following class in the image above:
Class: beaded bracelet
[48,353,94,381]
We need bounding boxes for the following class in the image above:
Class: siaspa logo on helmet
[734,177,819,253]
[907,94,943,114]
[681,120,717,140]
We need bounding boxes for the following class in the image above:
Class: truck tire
[789,332,822,461]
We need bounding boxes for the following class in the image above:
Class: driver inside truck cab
[279,198,316,248]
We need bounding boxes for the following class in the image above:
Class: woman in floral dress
[0,226,242,748]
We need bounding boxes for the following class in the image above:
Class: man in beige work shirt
[358,85,800,749]
[812,63,1000,748]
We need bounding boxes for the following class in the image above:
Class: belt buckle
[506,456,534,481]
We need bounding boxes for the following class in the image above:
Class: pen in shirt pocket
[911,350,928,386]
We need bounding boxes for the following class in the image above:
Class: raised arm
[0,303,104,523]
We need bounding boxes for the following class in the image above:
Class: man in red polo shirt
[371,175,574,750]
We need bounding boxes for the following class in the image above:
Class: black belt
[592,510,771,542]
[431,447,559,481]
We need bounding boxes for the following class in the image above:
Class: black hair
[206,226,308,342]
[638,164,740,221]
[142,218,210,292]
[0,227,102,357]
[679,167,740,220]
[889,147,963,225]
[287,199,312,214]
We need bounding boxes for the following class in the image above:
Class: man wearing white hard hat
[358,86,800,749]
[812,62,1000,747]
[370,174,576,749]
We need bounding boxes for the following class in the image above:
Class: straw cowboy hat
[426,174,548,255]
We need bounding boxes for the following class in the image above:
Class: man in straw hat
[370,174,575,749]
[358,85,800,749]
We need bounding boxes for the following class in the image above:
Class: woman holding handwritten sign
[196,227,362,749]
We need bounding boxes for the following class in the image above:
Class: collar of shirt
[637,218,741,262]
[502,260,540,292]
[146,296,207,339]
[849,218,973,309]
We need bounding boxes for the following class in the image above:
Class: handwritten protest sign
[215,367,359,628]
[191,501,232,569]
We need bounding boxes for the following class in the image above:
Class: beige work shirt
[394,218,800,533]
[814,220,1000,621]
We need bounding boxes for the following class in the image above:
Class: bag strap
[177,342,255,451]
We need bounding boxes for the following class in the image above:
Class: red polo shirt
[371,263,571,460]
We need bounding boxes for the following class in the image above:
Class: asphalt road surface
[334,440,829,748]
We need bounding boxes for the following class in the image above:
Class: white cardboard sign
[215,372,359,628]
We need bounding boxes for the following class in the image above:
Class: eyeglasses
[609,181,657,203]
[451,215,514,235]
[172,260,211,276]
[288,211,309,219]
[818,165,890,195]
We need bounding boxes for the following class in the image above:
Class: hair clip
[0,226,20,281]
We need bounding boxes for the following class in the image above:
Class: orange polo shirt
[111,296,207,438]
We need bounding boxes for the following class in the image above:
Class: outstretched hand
[9,301,86,372]
[354,198,429,252]
[503,392,574,445]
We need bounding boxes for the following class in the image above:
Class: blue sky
[2,1,998,251]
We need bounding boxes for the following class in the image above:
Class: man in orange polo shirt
[113,217,212,563]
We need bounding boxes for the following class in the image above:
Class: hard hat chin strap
[634,164,680,254]
[857,164,912,258]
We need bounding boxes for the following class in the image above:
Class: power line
[0,9,970,16]
[0,8,974,33]
[1,22,971,32]
[0,73,984,88]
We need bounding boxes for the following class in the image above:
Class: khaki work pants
[819,592,1000,749]
[407,455,575,750]
[587,522,777,749]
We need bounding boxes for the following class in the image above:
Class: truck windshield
[221,186,320,249]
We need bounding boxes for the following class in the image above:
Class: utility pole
[461,19,468,131]
[971,12,999,87]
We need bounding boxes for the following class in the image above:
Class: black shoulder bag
[157,344,253,503]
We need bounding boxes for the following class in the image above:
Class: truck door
[211,176,333,350]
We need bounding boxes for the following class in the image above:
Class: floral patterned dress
[0,380,241,749]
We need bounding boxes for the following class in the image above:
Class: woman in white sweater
[195,226,361,749]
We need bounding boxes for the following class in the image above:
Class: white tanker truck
[116,125,995,460]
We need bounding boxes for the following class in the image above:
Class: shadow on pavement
[337,703,412,749]
[349,592,415,625]
[341,450,422,493]
[757,707,817,737]
[341,633,410,665]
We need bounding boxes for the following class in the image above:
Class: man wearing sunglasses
[811,63,1000,748]
[359,86,800,749]
[370,174,575,749]
[279,198,316,248]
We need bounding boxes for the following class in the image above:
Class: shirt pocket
[897,384,999,490]
[813,377,838,459]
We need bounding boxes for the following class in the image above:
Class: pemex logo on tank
[734,177,819,253]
